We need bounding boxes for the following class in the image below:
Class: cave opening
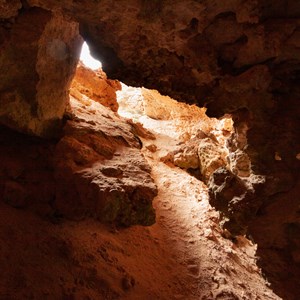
[79,41,102,70]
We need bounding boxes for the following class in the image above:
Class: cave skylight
[80,41,102,70]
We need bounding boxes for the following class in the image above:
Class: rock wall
[70,62,121,112]
[54,95,157,225]
[0,2,81,137]
[0,1,300,297]
[0,64,157,226]
[1,0,299,179]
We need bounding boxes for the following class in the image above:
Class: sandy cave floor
[0,84,281,300]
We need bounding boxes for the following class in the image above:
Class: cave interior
[0,0,300,299]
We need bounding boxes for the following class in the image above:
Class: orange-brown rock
[0,0,21,18]
[54,96,157,225]
[70,62,120,112]
[0,94,157,226]
[0,6,81,137]
[0,1,299,298]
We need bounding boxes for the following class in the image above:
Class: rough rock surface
[0,5,82,136]
[0,0,300,298]
[70,62,121,112]
[55,96,157,225]
[207,167,265,235]
[1,1,299,176]
[0,82,281,300]
[0,78,157,226]
[117,84,300,298]
[249,178,300,299]
[1,1,299,200]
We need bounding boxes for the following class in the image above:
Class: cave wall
[0,2,81,136]
[0,0,299,227]
[1,0,299,171]
[1,1,300,297]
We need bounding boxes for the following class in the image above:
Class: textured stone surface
[168,136,228,180]
[249,178,300,299]
[0,95,157,227]
[0,0,21,18]
[70,62,121,112]
[0,1,299,297]
[0,6,81,136]
[1,1,299,180]
[198,138,228,181]
[54,96,157,225]
[208,167,265,235]
[173,142,199,170]
[1,0,296,200]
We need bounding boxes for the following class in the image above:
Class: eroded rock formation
[70,61,121,112]
[0,64,157,226]
[0,3,81,136]
[1,1,299,178]
[54,95,157,225]
[0,0,300,298]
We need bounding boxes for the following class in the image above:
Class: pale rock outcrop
[198,138,228,181]
[228,149,251,177]
[165,134,228,181]
[173,142,199,170]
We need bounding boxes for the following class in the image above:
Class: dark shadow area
[0,125,57,214]
[248,177,300,300]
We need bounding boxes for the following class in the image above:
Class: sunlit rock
[70,62,120,112]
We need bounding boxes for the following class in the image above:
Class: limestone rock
[54,96,157,225]
[228,149,251,177]
[198,138,227,181]
[1,2,297,208]
[145,144,157,153]
[0,91,158,227]
[125,119,156,141]
[208,167,264,235]
[172,142,199,170]
[0,7,81,137]
[0,1,299,296]
[70,62,120,112]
